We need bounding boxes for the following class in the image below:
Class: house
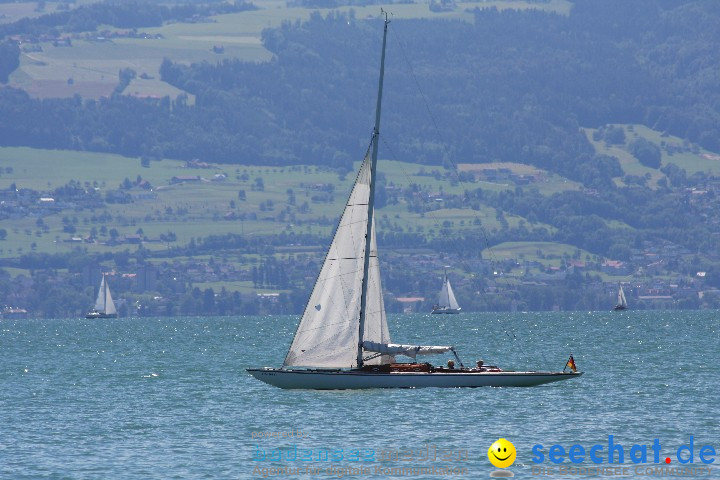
[257,293,280,304]
[601,260,631,275]
[185,159,212,169]
[395,297,425,313]
[170,175,201,184]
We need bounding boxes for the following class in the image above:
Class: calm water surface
[1,311,718,479]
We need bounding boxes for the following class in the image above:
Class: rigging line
[504,330,527,358]
[390,24,533,360]
[390,24,520,282]
[380,134,487,304]
[390,24,512,289]
[503,327,549,368]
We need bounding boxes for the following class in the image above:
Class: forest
[0,1,718,173]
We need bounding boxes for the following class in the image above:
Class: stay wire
[389,23,535,364]
[390,24,509,282]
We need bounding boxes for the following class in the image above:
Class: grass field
[0,145,567,264]
[0,147,216,189]
[482,241,597,266]
[457,162,581,195]
[584,124,720,188]
[0,1,72,24]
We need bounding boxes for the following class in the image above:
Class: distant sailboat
[432,270,461,314]
[614,285,628,311]
[247,15,582,389]
[86,273,118,319]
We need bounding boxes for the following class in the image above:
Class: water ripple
[1,312,718,479]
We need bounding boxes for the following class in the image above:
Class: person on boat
[447,359,455,370]
[476,359,485,371]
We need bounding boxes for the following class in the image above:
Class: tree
[203,288,216,313]
[0,41,20,84]
[629,138,661,168]
[159,231,176,243]
[604,126,626,145]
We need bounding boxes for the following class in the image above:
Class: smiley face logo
[488,438,516,469]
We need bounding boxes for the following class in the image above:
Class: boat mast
[357,12,389,368]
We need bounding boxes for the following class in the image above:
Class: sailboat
[614,285,628,311]
[86,273,118,319]
[247,14,581,389]
[432,270,461,314]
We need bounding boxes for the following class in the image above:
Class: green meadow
[483,241,595,263]
[584,124,720,188]
[480,241,599,279]
[0,145,564,264]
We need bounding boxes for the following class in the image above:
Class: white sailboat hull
[85,311,118,319]
[247,368,582,389]
[431,308,461,314]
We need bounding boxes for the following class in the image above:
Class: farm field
[0,1,78,25]
[3,146,556,260]
[457,162,581,195]
[482,241,595,264]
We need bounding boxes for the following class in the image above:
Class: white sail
[93,275,107,312]
[94,274,117,315]
[103,278,117,315]
[618,286,627,308]
[363,224,393,365]
[437,274,460,310]
[284,153,390,368]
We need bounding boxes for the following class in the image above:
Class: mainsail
[284,153,391,368]
[94,274,117,315]
[437,274,460,310]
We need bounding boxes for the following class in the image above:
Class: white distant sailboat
[247,14,581,389]
[432,270,461,314]
[614,285,628,311]
[86,273,118,319]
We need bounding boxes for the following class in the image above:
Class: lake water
[1,311,718,479]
